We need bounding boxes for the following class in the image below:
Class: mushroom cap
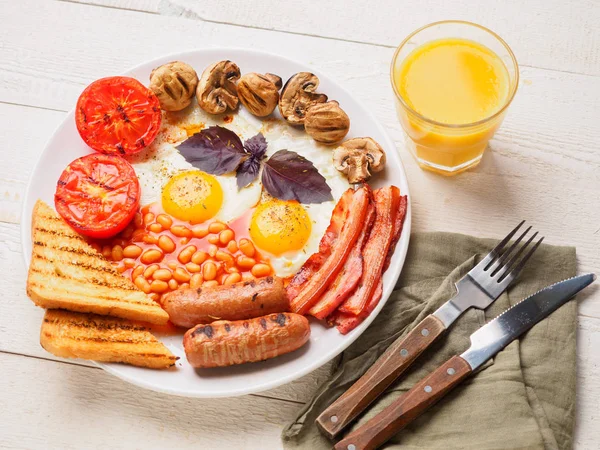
[237,73,281,117]
[333,137,386,184]
[304,101,350,144]
[278,72,327,125]
[196,60,241,114]
[149,61,199,111]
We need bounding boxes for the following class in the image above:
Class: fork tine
[498,235,544,283]
[490,226,532,276]
[483,220,525,270]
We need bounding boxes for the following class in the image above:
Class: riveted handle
[316,314,446,439]
[334,355,472,450]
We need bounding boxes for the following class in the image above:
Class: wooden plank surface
[1,0,599,448]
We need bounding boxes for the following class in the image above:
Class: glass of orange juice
[391,21,519,175]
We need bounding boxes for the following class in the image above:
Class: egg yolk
[250,199,312,256]
[161,170,223,223]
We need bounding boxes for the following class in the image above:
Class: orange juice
[391,22,518,175]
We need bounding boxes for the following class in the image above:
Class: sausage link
[162,276,288,328]
[183,313,310,368]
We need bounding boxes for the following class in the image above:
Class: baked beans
[178,245,197,264]
[158,235,176,253]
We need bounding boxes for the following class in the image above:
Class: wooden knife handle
[316,314,446,439]
[334,355,472,450]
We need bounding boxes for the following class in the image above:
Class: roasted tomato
[54,154,141,239]
[75,76,161,155]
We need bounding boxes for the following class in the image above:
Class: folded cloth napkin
[282,232,577,450]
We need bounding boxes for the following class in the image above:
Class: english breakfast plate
[21,48,411,397]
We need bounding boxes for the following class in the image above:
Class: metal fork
[316,221,544,439]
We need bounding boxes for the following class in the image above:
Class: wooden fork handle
[334,355,472,450]
[316,314,446,439]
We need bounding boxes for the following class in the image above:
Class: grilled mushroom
[278,72,327,125]
[197,60,241,114]
[333,137,386,183]
[304,101,350,144]
[237,73,282,117]
[149,61,199,111]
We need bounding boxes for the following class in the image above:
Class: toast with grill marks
[41,310,177,369]
[26,200,169,325]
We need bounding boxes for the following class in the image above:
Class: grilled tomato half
[55,153,141,238]
[75,76,161,155]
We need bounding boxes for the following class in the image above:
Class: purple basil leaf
[236,157,262,189]
[244,133,268,159]
[262,150,333,204]
[177,126,247,175]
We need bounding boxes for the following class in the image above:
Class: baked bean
[180,283,190,290]
[171,225,192,238]
[236,256,256,270]
[148,223,163,233]
[203,261,217,281]
[131,229,146,242]
[168,279,178,290]
[190,273,203,289]
[217,273,228,285]
[167,261,178,270]
[121,225,134,239]
[116,264,127,274]
[207,235,220,245]
[158,235,176,253]
[173,267,191,283]
[251,264,271,278]
[141,205,151,215]
[216,250,233,263]
[102,245,112,259]
[227,266,240,274]
[219,229,234,245]
[178,245,197,264]
[241,272,254,282]
[123,244,142,259]
[133,212,143,228]
[227,240,238,253]
[239,239,255,257]
[203,280,219,288]
[134,276,151,294]
[191,251,207,265]
[224,272,242,285]
[143,234,158,245]
[143,213,155,225]
[192,225,209,238]
[141,249,163,264]
[180,237,190,245]
[153,269,172,281]
[90,243,102,253]
[208,222,226,234]
[131,265,144,281]
[111,245,124,261]
[149,293,161,302]
[113,238,127,248]
[156,214,173,229]
[186,262,201,273]
[143,264,160,279]
[123,258,136,268]
[150,280,169,293]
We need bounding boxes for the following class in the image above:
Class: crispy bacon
[308,201,376,320]
[331,279,383,334]
[289,186,371,315]
[337,186,400,316]
[285,189,354,300]
[383,195,408,272]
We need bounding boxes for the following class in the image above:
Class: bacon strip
[337,186,400,316]
[330,279,383,334]
[308,201,376,320]
[383,195,408,272]
[288,186,371,315]
[285,189,354,300]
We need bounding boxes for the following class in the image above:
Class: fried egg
[127,102,350,277]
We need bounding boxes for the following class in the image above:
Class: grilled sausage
[183,313,310,368]
[162,276,288,328]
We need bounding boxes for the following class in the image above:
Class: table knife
[334,273,595,450]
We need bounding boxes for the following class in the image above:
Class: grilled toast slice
[26,200,169,325]
[41,310,177,369]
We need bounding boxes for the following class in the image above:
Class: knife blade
[334,274,596,450]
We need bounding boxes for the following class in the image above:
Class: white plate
[21,48,411,398]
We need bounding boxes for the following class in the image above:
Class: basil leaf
[244,133,268,159]
[262,150,333,204]
[236,133,268,189]
[178,126,247,175]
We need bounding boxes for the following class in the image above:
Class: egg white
[127,102,350,277]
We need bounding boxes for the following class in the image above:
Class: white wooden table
[1,1,599,448]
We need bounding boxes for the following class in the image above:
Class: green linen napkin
[282,232,577,450]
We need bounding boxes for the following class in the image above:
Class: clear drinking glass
[390,21,519,175]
